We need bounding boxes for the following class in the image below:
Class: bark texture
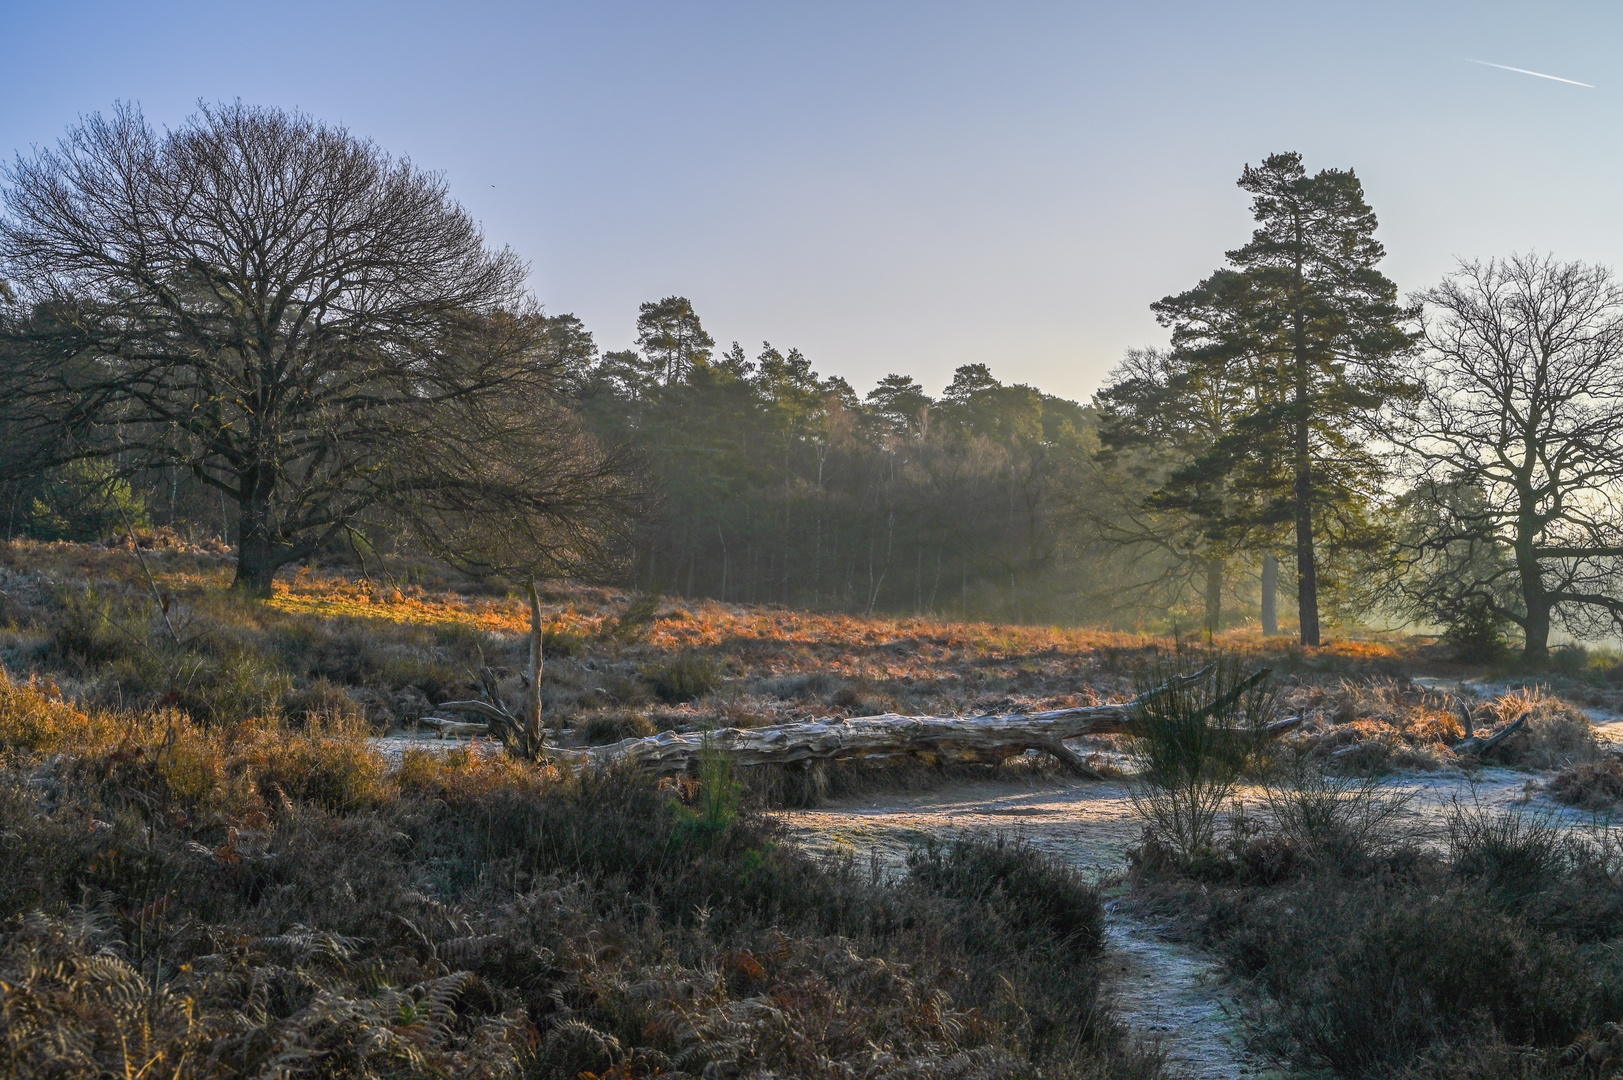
[420,704,1302,776]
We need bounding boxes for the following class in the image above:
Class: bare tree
[1393,255,1623,661]
[0,102,537,595]
[396,395,649,759]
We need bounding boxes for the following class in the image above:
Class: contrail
[1465,57,1594,88]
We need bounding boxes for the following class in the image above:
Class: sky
[2,1,1619,402]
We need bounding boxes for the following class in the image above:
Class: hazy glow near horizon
[2,1,1620,402]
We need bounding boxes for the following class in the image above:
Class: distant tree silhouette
[635,296,714,385]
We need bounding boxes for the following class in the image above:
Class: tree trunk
[1203,558,1223,640]
[1293,351,1321,647]
[232,495,280,598]
[1518,556,1551,664]
[1290,228,1321,648]
[523,577,545,757]
[1261,555,1279,636]
[1294,494,1319,646]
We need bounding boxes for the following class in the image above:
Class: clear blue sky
[2,1,1618,401]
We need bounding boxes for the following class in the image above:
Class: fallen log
[1454,698,1525,750]
[417,664,1290,778]
[1451,699,1529,756]
[418,716,492,737]
[536,704,1305,777]
[538,703,1132,775]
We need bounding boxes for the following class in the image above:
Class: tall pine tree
[1152,152,1416,645]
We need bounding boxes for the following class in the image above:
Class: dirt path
[777,777,1270,1079]
[775,766,1596,1080]
[1102,904,1261,1080]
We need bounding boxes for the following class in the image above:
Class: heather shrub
[1548,758,1623,811]
[1484,687,1600,770]
[1128,655,1277,864]
[1134,778,1623,1078]
[906,834,1104,957]
[643,650,723,703]
[578,710,655,744]
[0,737,1157,1079]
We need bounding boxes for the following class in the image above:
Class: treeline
[552,300,1109,621]
[519,300,1286,628]
[9,103,1623,662]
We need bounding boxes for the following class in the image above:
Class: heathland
[6,539,1623,1079]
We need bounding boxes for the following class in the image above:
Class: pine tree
[1094,347,1252,637]
[635,296,714,384]
[1152,152,1416,645]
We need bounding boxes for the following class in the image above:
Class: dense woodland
[7,106,1623,662]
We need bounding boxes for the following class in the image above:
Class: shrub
[1550,643,1591,675]
[578,711,655,745]
[48,588,146,670]
[0,558,1170,1080]
[1134,790,1623,1078]
[759,671,841,700]
[166,649,293,726]
[644,651,723,703]
[232,717,391,813]
[595,669,649,706]
[907,834,1103,956]
[1443,597,1511,663]
[1262,765,1414,875]
[1128,654,1277,863]
[1486,687,1599,770]
[282,677,368,728]
[543,627,589,658]
[680,742,743,842]
[154,729,227,804]
[1447,802,1570,905]
[606,591,660,643]
[1548,759,1623,810]
[1255,882,1587,1073]
[430,620,492,666]
[0,671,125,754]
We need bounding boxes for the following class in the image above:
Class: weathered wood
[537,702,1136,775]
[421,665,1294,779]
[537,706,1304,776]
[418,716,492,737]
[1453,712,1528,755]
[1449,697,1532,755]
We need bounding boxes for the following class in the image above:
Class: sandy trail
[775,765,1601,1080]
[775,766,1574,870]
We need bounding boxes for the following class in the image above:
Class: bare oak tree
[0,102,539,595]
[1394,255,1623,661]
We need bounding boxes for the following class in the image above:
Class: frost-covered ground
[777,757,1614,1079]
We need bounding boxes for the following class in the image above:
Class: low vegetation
[8,542,1623,1078]
[0,539,1434,744]
[0,666,1166,1078]
[1123,654,1623,1079]
[1130,789,1623,1079]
